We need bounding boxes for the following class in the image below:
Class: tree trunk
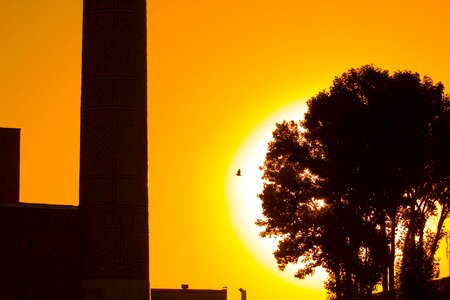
[430,205,448,257]
[381,215,389,299]
[335,265,343,300]
[389,214,396,300]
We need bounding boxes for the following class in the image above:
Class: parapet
[0,127,20,203]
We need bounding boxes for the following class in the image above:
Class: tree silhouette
[257,65,450,300]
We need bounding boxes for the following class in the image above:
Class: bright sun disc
[226,99,327,289]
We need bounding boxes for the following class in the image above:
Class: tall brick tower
[79,0,149,299]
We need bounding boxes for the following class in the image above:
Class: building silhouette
[0,0,149,299]
[151,285,227,300]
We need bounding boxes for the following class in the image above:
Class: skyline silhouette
[1,1,450,300]
[0,1,149,299]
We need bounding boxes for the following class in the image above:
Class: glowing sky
[1,1,450,300]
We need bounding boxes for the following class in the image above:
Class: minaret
[79,0,149,299]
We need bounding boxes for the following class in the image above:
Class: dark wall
[0,203,81,300]
[151,289,227,300]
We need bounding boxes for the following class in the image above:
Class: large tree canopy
[257,65,450,300]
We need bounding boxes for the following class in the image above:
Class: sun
[226,99,327,289]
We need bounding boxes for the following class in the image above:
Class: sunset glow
[1,0,450,300]
[226,100,327,289]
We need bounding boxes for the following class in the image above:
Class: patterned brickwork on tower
[79,0,149,298]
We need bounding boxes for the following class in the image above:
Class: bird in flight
[236,169,242,176]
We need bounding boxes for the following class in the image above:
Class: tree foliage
[257,65,450,300]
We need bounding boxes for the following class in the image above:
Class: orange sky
[1,1,450,300]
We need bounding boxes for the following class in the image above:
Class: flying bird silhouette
[236,169,242,176]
